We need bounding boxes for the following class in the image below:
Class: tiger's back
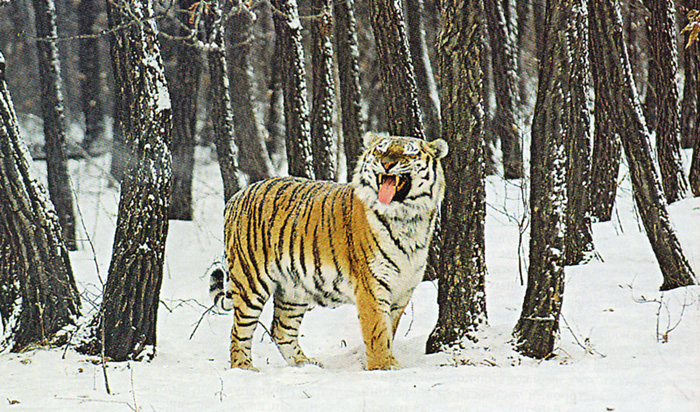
[221,177,375,309]
[210,133,448,370]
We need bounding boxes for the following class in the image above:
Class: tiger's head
[352,132,448,217]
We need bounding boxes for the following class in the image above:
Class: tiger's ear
[428,139,449,159]
[362,131,381,148]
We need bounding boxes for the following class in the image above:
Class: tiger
[209,132,448,370]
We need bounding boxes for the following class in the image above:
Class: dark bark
[32,0,77,250]
[94,0,172,361]
[168,0,201,221]
[272,0,314,179]
[588,0,697,290]
[369,0,425,138]
[2,0,41,116]
[513,0,571,359]
[482,27,497,177]
[0,51,80,351]
[426,0,487,353]
[691,124,700,196]
[533,0,545,62]
[265,32,286,160]
[588,95,622,222]
[208,20,242,203]
[77,0,106,154]
[680,0,700,149]
[310,0,336,181]
[334,0,365,179]
[228,5,273,183]
[624,0,647,97]
[110,92,127,183]
[516,0,532,105]
[405,0,441,142]
[564,1,594,265]
[589,4,622,223]
[643,0,689,203]
[484,0,523,179]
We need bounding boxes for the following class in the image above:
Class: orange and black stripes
[210,134,448,370]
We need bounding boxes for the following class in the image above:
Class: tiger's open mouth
[377,173,411,204]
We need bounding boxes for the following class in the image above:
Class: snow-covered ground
[1,146,698,411]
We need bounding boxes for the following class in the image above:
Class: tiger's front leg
[354,280,399,370]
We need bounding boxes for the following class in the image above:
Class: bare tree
[405,0,441,141]
[209,4,242,202]
[310,0,336,181]
[691,127,700,196]
[588,0,697,290]
[369,0,424,138]
[680,1,700,149]
[484,0,523,179]
[77,0,106,154]
[426,0,487,353]
[272,0,314,178]
[32,0,77,250]
[563,0,594,265]
[0,50,80,352]
[168,0,201,220]
[227,3,273,184]
[513,0,574,359]
[643,0,689,203]
[334,0,365,179]
[81,0,173,361]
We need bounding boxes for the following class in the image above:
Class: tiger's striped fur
[210,133,448,370]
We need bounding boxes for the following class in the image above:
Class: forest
[0,0,699,410]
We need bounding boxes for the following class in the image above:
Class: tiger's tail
[208,259,233,311]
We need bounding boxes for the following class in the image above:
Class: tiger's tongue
[378,175,397,205]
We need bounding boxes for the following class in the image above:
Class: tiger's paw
[290,355,324,368]
[366,355,400,371]
[230,357,259,372]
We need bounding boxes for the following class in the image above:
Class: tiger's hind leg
[271,294,320,367]
[230,291,268,371]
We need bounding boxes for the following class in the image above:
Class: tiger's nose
[381,159,398,171]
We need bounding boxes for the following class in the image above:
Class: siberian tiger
[209,132,448,370]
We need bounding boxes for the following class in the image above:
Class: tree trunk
[516,0,532,105]
[94,0,172,361]
[168,0,201,221]
[0,50,80,352]
[484,0,523,179]
[272,0,314,179]
[405,0,441,142]
[514,0,578,359]
[588,92,622,222]
[228,4,274,184]
[643,0,689,203]
[588,0,697,291]
[624,1,647,98]
[426,0,487,353]
[564,1,594,265]
[680,0,700,149]
[77,0,105,154]
[32,0,77,251]
[691,125,700,196]
[208,12,242,203]
[334,0,365,179]
[589,5,622,223]
[265,35,286,160]
[482,27,497,177]
[369,0,425,138]
[310,0,336,181]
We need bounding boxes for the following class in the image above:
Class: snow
[1,146,699,411]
